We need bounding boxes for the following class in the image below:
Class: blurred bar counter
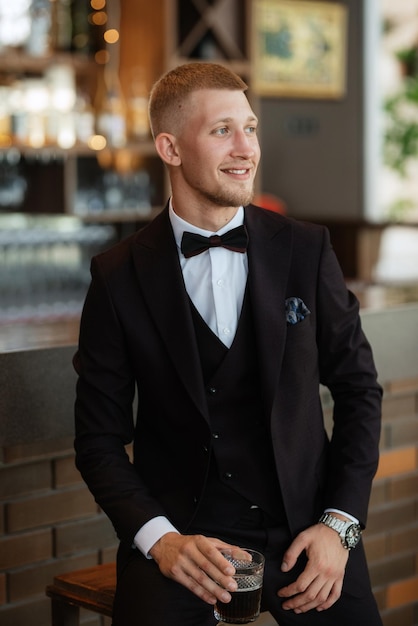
[0,213,116,352]
[350,282,418,310]
[0,317,80,352]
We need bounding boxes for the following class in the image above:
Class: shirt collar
[169,199,245,252]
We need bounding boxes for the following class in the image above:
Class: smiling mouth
[223,168,251,175]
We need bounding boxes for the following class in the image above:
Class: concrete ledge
[0,346,76,446]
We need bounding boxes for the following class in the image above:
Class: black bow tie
[180,225,249,258]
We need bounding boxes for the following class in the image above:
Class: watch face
[345,524,361,548]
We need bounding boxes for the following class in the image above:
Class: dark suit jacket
[74,204,382,549]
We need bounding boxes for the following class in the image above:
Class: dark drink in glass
[214,549,264,624]
[215,585,263,623]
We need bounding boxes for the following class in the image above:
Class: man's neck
[171,200,240,232]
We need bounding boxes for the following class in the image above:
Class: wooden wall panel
[119,0,165,96]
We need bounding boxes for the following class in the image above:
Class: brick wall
[0,437,118,626]
[322,377,418,626]
[368,377,418,626]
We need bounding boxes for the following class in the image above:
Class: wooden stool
[46,562,116,626]
[46,562,277,625]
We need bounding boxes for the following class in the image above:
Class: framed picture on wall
[251,0,348,99]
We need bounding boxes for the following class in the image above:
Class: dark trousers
[112,510,382,626]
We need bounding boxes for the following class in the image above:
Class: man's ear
[154,133,181,166]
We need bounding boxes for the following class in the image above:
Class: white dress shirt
[133,202,358,556]
[170,202,248,348]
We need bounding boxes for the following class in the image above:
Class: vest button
[207,386,217,395]
[223,472,232,480]
[212,432,220,439]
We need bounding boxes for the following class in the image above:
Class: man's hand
[278,522,350,613]
[149,532,248,606]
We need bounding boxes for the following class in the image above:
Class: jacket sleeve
[316,228,382,527]
[74,255,168,544]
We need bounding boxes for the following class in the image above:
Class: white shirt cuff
[324,508,359,524]
[133,516,179,558]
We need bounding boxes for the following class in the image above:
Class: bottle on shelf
[71,0,92,55]
[0,1,31,51]
[127,67,149,140]
[0,86,12,147]
[95,66,127,148]
[52,0,73,53]
[26,0,53,57]
[45,64,77,148]
[74,93,96,146]
[23,78,50,148]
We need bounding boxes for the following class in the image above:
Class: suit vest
[189,287,286,531]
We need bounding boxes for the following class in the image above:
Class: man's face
[173,88,261,211]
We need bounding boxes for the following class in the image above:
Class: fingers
[277,524,349,614]
[279,574,343,614]
[222,546,253,562]
[151,533,240,605]
[316,580,343,612]
[171,553,233,605]
[280,533,305,573]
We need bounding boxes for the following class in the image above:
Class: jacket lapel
[131,208,209,421]
[245,206,293,417]
[130,205,293,423]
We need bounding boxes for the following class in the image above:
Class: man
[74,62,383,626]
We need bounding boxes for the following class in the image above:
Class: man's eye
[214,127,228,136]
[246,126,257,134]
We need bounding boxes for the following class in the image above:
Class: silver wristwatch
[318,513,362,550]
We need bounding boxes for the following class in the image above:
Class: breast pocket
[284,317,318,377]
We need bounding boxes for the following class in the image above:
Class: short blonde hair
[148,62,248,138]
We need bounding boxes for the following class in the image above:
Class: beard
[203,186,255,208]
[177,156,259,209]
[190,176,256,209]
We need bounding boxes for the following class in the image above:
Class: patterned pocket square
[285,297,311,325]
